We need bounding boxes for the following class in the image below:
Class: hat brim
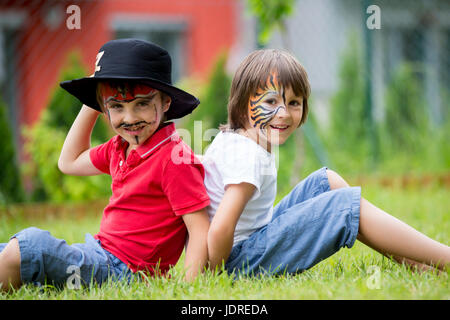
[60,76,200,120]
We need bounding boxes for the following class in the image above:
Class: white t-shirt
[202,131,277,245]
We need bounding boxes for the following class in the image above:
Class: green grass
[1,182,449,300]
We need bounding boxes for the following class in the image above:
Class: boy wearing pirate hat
[0,39,210,291]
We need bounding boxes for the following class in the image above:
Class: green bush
[180,52,231,152]
[325,34,371,174]
[329,35,366,148]
[45,52,111,141]
[378,62,449,174]
[382,63,428,150]
[23,51,112,202]
[325,35,447,175]
[0,97,24,204]
[23,114,111,203]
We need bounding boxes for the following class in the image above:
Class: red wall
[1,0,237,128]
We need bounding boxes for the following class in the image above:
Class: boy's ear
[163,95,171,113]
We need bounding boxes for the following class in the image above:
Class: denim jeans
[0,227,135,288]
[225,167,361,277]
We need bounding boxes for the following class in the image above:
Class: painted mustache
[116,120,153,130]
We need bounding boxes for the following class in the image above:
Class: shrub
[23,114,111,203]
[326,34,370,174]
[329,35,366,149]
[23,51,112,202]
[45,52,111,141]
[382,63,428,151]
[0,96,24,204]
[180,52,231,153]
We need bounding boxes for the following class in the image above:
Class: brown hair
[95,82,107,114]
[222,49,310,131]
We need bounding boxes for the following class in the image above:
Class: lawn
[0,180,449,300]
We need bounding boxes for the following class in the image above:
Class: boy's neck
[125,144,137,158]
[240,128,272,153]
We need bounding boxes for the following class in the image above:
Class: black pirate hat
[60,38,199,120]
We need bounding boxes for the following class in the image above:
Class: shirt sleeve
[89,138,114,175]
[162,153,210,216]
[215,135,264,198]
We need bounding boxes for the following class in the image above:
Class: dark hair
[222,49,310,131]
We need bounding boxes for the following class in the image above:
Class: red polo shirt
[90,122,210,275]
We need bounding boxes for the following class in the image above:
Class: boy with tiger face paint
[204,48,450,278]
[247,72,304,150]
[220,48,310,152]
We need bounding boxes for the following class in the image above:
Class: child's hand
[58,105,104,176]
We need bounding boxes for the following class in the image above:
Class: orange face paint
[248,73,286,131]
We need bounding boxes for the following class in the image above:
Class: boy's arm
[182,207,210,282]
[207,183,256,272]
[58,104,104,176]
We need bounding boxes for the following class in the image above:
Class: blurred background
[0,0,449,207]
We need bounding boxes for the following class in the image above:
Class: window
[111,15,187,83]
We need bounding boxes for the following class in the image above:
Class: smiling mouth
[123,124,146,135]
[269,124,290,131]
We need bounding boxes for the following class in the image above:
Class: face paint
[101,82,157,144]
[116,119,154,130]
[248,73,287,132]
[99,83,170,149]
[100,82,156,106]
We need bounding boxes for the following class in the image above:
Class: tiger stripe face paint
[246,73,304,149]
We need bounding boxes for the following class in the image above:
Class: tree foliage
[383,63,428,151]
[180,52,231,152]
[23,51,112,202]
[0,97,24,204]
[247,0,296,45]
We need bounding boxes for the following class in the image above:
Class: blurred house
[0,0,238,158]
[2,0,448,164]
[261,0,450,126]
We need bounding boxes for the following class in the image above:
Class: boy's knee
[0,238,21,269]
[21,227,51,242]
[326,169,350,189]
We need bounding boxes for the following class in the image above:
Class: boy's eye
[289,100,302,107]
[265,98,277,105]
[137,100,150,107]
[108,103,122,110]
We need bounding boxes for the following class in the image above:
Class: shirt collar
[136,122,178,159]
[113,122,178,159]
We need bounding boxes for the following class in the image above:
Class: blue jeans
[0,227,136,288]
[225,167,361,277]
